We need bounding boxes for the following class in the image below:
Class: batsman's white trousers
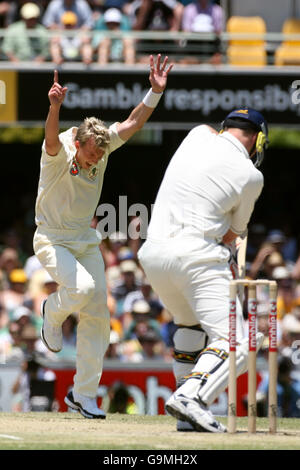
[138,239,244,343]
[33,226,110,397]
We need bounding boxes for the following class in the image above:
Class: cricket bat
[228,232,248,303]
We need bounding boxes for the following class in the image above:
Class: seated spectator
[131,0,182,31]
[281,302,300,331]
[86,0,103,21]
[11,350,56,412]
[12,305,32,331]
[2,2,49,62]
[272,267,300,320]
[118,246,135,263]
[105,0,128,13]
[20,324,41,355]
[123,299,162,341]
[4,321,25,362]
[265,229,297,269]
[280,305,300,366]
[1,228,28,266]
[101,231,128,268]
[110,259,142,316]
[0,1,14,27]
[42,0,94,29]
[122,275,163,329]
[105,329,122,359]
[93,7,135,64]
[50,10,93,64]
[246,223,267,262]
[137,328,165,360]
[0,269,29,319]
[0,303,10,360]
[106,265,122,296]
[3,1,48,25]
[119,338,144,361]
[180,0,224,64]
[248,241,285,280]
[0,248,21,287]
[270,226,298,264]
[128,0,183,63]
[0,302,8,330]
[257,356,300,417]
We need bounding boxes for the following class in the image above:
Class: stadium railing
[1,29,300,66]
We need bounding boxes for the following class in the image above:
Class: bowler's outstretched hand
[48,70,68,108]
[149,54,173,93]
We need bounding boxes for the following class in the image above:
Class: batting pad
[172,327,209,384]
[198,332,264,406]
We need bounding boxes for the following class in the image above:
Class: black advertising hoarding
[18,68,300,126]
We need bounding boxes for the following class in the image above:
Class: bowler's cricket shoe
[166,394,226,433]
[40,300,63,353]
[177,419,198,432]
[64,390,106,419]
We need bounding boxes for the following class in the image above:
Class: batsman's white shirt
[139,125,263,340]
[147,125,263,260]
[34,123,125,397]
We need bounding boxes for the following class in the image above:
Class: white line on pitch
[0,434,23,440]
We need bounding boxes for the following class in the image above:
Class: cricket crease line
[0,434,23,440]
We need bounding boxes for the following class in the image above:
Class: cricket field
[0,412,299,450]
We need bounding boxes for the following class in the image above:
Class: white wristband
[142,88,163,108]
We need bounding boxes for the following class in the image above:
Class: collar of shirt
[218,131,250,159]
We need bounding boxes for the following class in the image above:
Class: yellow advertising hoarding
[0,71,17,122]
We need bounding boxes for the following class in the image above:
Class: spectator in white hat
[93,7,135,64]
[110,260,142,316]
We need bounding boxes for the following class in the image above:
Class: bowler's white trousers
[138,239,244,343]
[33,226,110,397]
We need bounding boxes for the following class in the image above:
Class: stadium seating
[275,18,300,66]
[226,16,267,67]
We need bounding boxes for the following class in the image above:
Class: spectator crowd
[0,217,300,416]
[0,0,225,64]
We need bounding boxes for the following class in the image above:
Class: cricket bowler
[138,108,269,432]
[33,55,173,419]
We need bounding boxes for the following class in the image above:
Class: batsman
[138,108,269,432]
[33,55,173,419]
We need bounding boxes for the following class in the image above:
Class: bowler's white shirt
[147,125,263,261]
[35,123,124,231]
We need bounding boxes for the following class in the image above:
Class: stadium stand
[275,18,300,66]
[226,16,267,67]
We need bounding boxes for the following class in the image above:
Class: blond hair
[75,117,110,150]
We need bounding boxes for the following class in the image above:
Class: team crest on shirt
[70,159,80,176]
[88,166,99,181]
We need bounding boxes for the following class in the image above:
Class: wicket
[228,279,278,434]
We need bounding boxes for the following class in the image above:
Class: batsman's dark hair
[223,117,259,135]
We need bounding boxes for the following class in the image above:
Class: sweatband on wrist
[142,88,163,108]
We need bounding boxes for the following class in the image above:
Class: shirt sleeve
[77,0,94,28]
[2,25,17,55]
[181,4,195,31]
[107,122,126,154]
[212,5,224,32]
[42,1,58,27]
[41,141,64,162]
[230,170,264,235]
[41,128,73,162]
